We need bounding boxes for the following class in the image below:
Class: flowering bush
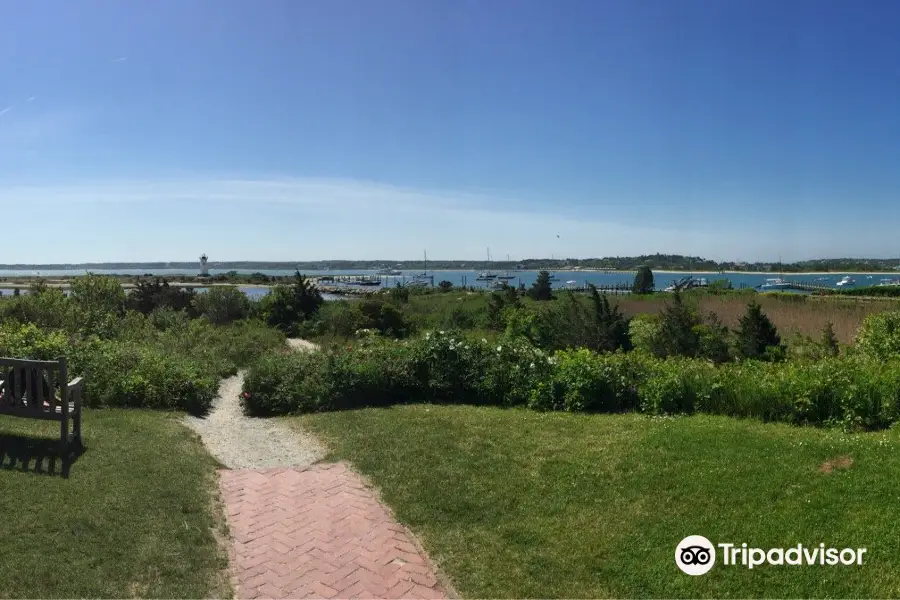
[478,335,552,406]
[241,328,900,431]
[410,330,485,401]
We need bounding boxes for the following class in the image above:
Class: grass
[612,292,899,344]
[294,406,900,598]
[0,410,228,599]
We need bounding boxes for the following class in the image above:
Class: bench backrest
[0,357,68,417]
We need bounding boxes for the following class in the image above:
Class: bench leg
[73,411,82,447]
[59,417,68,462]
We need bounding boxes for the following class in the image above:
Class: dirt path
[182,339,324,469]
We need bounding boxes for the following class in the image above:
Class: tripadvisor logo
[675,536,867,575]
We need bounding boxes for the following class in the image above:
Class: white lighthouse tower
[200,254,209,277]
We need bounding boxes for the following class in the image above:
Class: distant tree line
[2,255,899,273]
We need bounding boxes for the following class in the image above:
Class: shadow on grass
[0,434,85,478]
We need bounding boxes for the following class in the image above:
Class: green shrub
[638,358,715,415]
[821,322,840,357]
[0,285,68,329]
[389,285,411,303]
[358,298,411,338]
[69,274,127,334]
[632,266,654,294]
[589,286,632,352]
[149,307,192,331]
[736,301,782,360]
[411,330,485,401]
[527,271,554,301]
[854,311,900,361]
[261,272,324,335]
[70,340,217,414]
[0,322,71,360]
[126,278,198,315]
[552,349,641,412]
[478,336,551,407]
[655,292,702,358]
[238,321,900,432]
[242,350,333,415]
[243,339,419,415]
[299,301,368,339]
[192,287,250,325]
[629,314,661,353]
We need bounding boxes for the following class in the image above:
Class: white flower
[530,362,535,369]
[497,345,503,352]
[481,338,487,344]
[439,330,445,335]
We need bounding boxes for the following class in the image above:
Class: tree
[69,273,127,336]
[736,301,781,360]
[486,283,521,330]
[358,298,411,338]
[632,266,655,294]
[127,278,197,315]
[389,284,410,304]
[192,286,250,325]
[821,321,840,357]
[438,280,454,292]
[527,271,554,301]
[588,284,631,352]
[655,291,702,357]
[264,271,324,335]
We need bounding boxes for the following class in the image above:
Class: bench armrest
[67,377,84,411]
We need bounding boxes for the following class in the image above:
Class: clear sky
[2,0,900,263]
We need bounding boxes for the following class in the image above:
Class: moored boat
[759,278,791,290]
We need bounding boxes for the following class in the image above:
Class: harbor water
[0,268,896,293]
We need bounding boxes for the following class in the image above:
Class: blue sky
[2,0,900,263]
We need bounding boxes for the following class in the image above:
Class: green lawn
[0,410,228,599]
[293,406,900,598]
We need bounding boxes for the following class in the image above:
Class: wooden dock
[758,280,833,293]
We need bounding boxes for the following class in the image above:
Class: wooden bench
[0,357,84,459]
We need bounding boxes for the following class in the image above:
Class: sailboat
[496,254,516,280]
[476,248,498,280]
[406,251,432,287]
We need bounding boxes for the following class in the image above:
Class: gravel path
[183,339,325,469]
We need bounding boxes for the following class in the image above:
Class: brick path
[219,463,450,599]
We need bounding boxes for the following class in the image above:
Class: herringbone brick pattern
[219,463,449,599]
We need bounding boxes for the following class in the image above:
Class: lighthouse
[200,254,209,277]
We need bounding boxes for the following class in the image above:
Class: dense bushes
[853,310,900,361]
[299,298,412,340]
[127,278,197,315]
[192,286,250,325]
[242,322,900,431]
[0,275,287,413]
[259,271,324,335]
[70,339,219,414]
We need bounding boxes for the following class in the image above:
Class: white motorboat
[759,278,791,290]
[836,276,855,288]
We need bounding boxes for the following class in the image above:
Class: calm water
[0,268,896,294]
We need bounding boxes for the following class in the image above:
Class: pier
[757,280,834,293]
